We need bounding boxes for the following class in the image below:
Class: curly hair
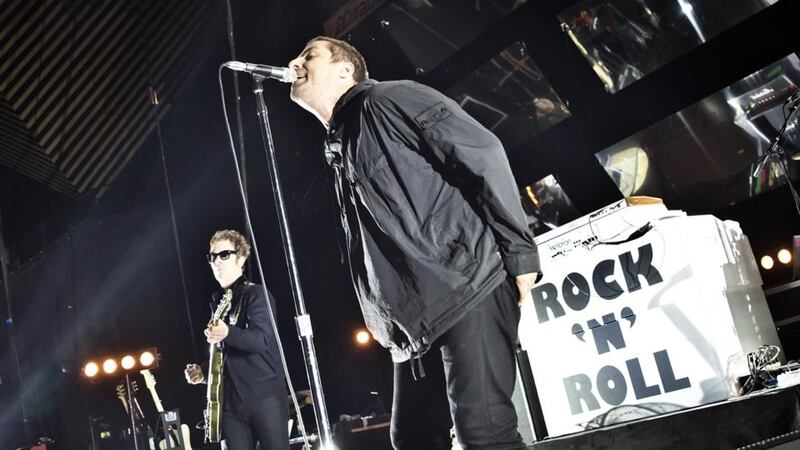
[209,229,251,261]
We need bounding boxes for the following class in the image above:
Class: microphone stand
[250,74,334,449]
[753,91,800,177]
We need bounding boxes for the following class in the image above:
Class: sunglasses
[206,249,238,263]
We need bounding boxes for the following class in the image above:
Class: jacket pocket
[356,154,420,240]
[425,211,477,279]
[357,153,477,278]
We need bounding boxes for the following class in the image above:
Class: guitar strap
[227,282,251,327]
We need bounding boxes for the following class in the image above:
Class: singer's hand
[184,364,205,384]
[516,272,539,306]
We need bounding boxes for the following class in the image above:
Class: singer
[288,36,541,450]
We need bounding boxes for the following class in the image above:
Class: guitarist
[184,230,289,449]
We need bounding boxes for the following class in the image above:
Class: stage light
[140,351,155,367]
[81,347,158,380]
[604,146,650,196]
[121,355,136,370]
[103,359,118,374]
[84,361,99,377]
[778,249,792,264]
[525,186,540,207]
[761,255,774,270]
[355,329,371,345]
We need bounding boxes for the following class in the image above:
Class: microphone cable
[217,63,313,449]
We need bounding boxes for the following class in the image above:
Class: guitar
[115,382,132,414]
[115,380,149,440]
[204,288,233,443]
[140,369,192,450]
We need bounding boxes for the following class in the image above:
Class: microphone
[224,61,297,83]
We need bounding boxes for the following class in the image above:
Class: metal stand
[251,75,334,448]
[88,417,98,450]
[124,373,141,450]
[752,90,800,177]
[158,410,186,449]
[0,208,31,443]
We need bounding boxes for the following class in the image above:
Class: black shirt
[210,276,284,408]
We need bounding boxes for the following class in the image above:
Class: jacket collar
[329,79,377,129]
[214,275,248,303]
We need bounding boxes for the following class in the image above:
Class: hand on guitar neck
[205,288,233,346]
[204,320,229,344]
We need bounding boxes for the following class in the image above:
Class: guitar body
[204,289,233,443]
[205,343,224,443]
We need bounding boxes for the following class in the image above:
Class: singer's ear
[339,61,355,80]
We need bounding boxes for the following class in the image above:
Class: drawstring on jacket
[410,354,426,381]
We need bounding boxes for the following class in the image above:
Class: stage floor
[530,385,800,449]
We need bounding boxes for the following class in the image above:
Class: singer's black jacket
[325,79,541,363]
[211,276,284,407]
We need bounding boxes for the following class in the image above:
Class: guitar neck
[140,370,193,449]
[150,388,164,414]
[117,395,129,414]
[148,386,165,413]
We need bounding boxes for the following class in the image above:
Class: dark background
[1,0,799,449]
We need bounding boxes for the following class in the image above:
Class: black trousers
[221,393,289,450]
[390,278,525,450]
